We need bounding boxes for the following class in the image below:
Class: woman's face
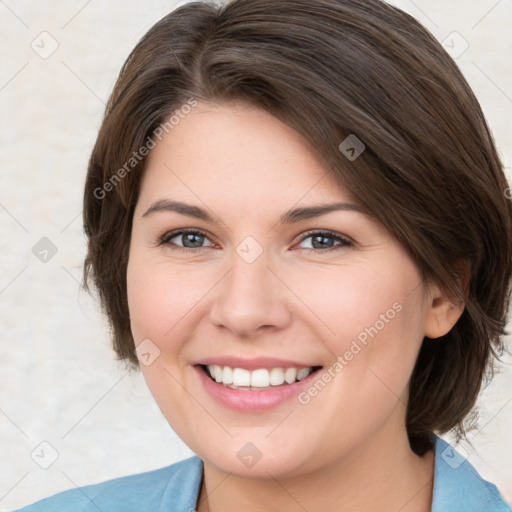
[127,100,438,478]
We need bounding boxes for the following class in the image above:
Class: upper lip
[195,356,322,371]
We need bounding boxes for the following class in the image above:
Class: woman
[15,0,512,510]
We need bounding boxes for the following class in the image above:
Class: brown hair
[83,0,512,456]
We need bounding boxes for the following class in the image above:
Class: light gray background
[1,0,511,509]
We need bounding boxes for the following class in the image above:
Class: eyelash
[157,228,353,253]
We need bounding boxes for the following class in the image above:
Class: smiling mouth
[199,364,323,390]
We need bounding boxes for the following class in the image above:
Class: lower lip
[194,365,321,412]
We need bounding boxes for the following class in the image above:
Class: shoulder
[13,455,203,512]
[431,435,511,512]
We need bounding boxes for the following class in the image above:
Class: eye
[158,229,215,251]
[296,230,353,251]
[156,228,353,253]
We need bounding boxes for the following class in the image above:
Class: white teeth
[296,368,311,381]
[205,365,315,388]
[269,367,285,385]
[213,365,223,382]
[251,369,270,387]
[232,368,251,386]
[284,367,298,384]
[222,366,233,384]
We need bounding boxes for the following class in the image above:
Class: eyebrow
[141,199,368,224]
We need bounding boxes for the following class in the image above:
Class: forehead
[140,100,361,208]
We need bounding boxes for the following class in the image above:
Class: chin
[197,439,320,480]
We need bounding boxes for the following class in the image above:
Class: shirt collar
[177,435,510,512]
[431,433,510,511]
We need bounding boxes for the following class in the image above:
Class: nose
[209,252,293,338]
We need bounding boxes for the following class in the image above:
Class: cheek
[127,262,170,343]
[126,255,215,354]
[287,257,426,394]
[126,256,207,439]
[286,259,421,345]
[127,256,192,342]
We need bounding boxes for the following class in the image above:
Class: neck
[196,424,435,512]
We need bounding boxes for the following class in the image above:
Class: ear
[423,262,470,339]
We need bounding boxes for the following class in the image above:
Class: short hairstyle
[83,0,512,456]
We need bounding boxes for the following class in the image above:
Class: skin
[126,100,465,512]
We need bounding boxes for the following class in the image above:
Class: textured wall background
[1,0,511,509]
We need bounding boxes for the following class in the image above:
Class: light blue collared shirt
[13,435,511,511]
